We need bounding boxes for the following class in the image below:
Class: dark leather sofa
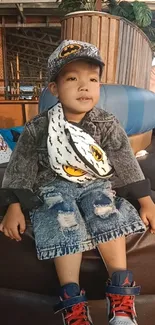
[0,135,155,325]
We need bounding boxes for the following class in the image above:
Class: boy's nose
[78,83,88,91]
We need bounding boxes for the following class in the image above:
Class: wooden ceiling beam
[0,8,61,16]
[7,39,55,55]
[6,31,59,46]
[16,4,26,22]
[0,21,61,28]
[7,48,48,61]
[7,54,47,70]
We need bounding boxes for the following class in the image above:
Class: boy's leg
[97,236,126,276]
[54,253,93,325]
[54,252,82,285]
[97,236,140,325]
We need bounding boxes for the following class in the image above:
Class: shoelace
[108,294,136,317]
[65,302,90,325]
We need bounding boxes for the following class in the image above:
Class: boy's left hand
[139,201,155,233]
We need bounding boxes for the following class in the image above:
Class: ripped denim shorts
[30,177,145,260]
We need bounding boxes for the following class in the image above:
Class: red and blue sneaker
[54,283,93,325]
[106,270,140,325]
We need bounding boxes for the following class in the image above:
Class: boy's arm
[0,124,39,240]
[2,124,38,191]
[104,118,151,199]
[0,202,26,241]
[104,118,155,232]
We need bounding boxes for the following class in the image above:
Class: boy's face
[49,60,101,121]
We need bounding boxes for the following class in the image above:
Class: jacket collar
[82,106,114,123]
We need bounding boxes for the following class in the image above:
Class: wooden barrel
[61,11,152,89]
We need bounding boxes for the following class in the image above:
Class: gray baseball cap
[48,39,104,82]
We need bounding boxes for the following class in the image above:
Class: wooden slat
[66,17,73,40]
[115,20,123,84]
[118,22,127,84]
[122,24,130,84]
[129,27,136,85]
[138,37,145,88]
[106,18,119,83]
[80,16,91,42]
[144,40,149,89]
[137,34,143,88]
[72,17,81,41]
[100,16,110,83]
[126,26,133,85]
[134,32,141,87]
[90,15,100,47]
[130,28,138,86]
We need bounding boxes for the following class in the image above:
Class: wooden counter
[0,100,38,128]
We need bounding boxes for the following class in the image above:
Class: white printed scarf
[47,103,113,183]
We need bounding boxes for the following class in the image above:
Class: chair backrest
[39,84,155,136]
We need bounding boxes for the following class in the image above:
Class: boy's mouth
[77,97,92,102]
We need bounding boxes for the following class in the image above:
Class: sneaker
[54,283,93,325]
[106,270,140,325]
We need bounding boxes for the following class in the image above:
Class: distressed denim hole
[94,205,113,216]
[93,194,113,216]
[45,194,63,209]
[58,212,78,230]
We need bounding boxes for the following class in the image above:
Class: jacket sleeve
[104,118,151,199]
[2,124,38,190]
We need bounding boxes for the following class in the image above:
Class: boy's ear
[48,82,58,97]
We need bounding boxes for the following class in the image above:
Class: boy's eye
[90,78,98,82]
[67,77,77,81]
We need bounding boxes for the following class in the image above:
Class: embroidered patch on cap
[59,44,82,58]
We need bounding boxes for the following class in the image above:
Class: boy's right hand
[0,203,26,241]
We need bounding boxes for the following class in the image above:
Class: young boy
[1,40,155,325]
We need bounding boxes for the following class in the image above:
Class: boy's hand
[139,197,155,234]
[0,203,26,241]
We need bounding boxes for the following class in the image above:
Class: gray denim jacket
[2,107,150,199]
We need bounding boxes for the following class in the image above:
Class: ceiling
[5,27,61,86]
[0,1,62,93]
[0,1,61,27]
